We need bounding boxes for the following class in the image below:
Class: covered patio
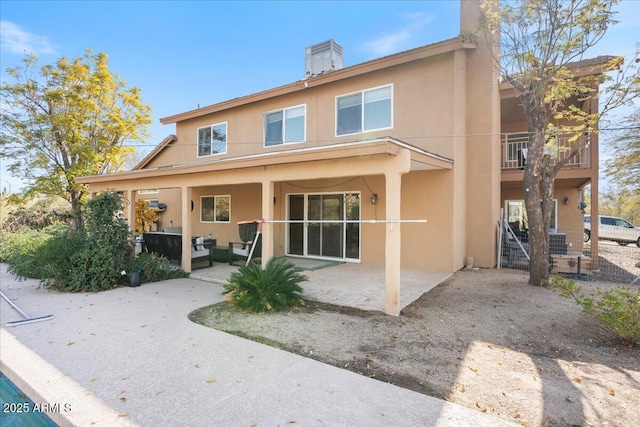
[77,137,454,316]
[189,261,452,313]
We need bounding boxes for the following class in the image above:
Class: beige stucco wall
[146,46,496,271]
[78,0,605,291]
[402,170,455,271]
[463,37,502,268]
[83,1,505,275]
[170,172,455,270]
[106,163,456,271]
[146,55,458,170]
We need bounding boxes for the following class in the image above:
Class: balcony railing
[501,132,591,171]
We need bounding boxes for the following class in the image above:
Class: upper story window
[264,105,305,146]
[198,122,227,157]
[337,84,392,136]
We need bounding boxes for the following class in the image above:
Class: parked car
[584,215,640,247]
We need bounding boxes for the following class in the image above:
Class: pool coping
[0,329,136,426]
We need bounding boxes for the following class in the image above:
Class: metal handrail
[501,133,591,171]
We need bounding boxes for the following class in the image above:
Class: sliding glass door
[287,193,360,261]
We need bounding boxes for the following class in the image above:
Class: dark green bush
[552,276,640,345]
[132,252,189,283]
[54,191,132,292]
[3,228,54,279]
[2,225,85,281]
[3,192,190,292]
[223,258,308,313]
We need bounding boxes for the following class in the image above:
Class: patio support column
[181,186,193,273]
[384,148,411,316]
[260,180,275,267]
[124,189,136,235]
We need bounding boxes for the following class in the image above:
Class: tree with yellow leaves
[134,200,159,235]
[0,50,152,230]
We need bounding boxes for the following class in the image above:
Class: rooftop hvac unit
[305,39,344,77]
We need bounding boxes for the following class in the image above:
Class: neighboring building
[77,1,605,314]
[500,55,612,273]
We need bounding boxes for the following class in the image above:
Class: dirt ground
[189,268,639,427]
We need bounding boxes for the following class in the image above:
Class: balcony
[501,132,591,172]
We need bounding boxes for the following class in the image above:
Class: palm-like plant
[223,258,307,313]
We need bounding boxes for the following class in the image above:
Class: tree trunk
[523,156,548,286]
[521,94,551,286]
[538,165,556,286]
[70,190,84,231]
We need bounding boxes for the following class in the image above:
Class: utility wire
[2,128,638,149]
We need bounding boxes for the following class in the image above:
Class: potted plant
[122,269,141,287]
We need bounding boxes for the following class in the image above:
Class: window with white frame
[336,84,392,136]
[198,122,227,157]
[201,195,230,223]
[264,105,305,146]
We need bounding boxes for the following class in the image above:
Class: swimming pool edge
[0,328,138,426]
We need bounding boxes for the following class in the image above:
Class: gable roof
[565,55,618,73]
[133,134,177,170]
[159,37,474,125]
[500,55,619,94]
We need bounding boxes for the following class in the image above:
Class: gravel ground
[190,268,639,427]
[584,240,640,284]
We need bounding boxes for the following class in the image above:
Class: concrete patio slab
[1,263,516,426]
[190,262,451,312]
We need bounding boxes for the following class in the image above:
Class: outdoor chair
[143,232,213,268]
[228,220,262,265]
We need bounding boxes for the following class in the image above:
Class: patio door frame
[286,191,361,262]
[505,199,559,232]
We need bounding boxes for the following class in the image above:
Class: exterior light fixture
[564,197,569,205]
[371,194,378,205]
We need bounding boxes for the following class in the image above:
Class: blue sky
[1,0,639,193]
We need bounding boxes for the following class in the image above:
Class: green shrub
[552,276,640,345]
[2,225,85,282]
[132,252,189,283]
[2,228,53,279]
[2,192,189,291]
[1,205,72,233]
[60,247,119,292]
[32,227,85,285]
[54,191,132,292]
[223,258,308,313]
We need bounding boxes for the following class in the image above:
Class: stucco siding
[401,170,455,271]
[146,54,459,170]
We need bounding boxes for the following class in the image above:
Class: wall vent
[305,39,343,77]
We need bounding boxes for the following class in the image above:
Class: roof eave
[133,134,177,170]
[76,137,453,185]
[160,37,474,125]
[498,55,621,93]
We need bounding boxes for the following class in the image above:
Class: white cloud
[360,12,436,57]
[362,31,412,57]
[0,21,59,55]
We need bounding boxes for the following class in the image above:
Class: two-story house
[499,55,612,273]
[77,0,605,314]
